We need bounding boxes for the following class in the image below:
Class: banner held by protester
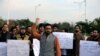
[53,32,73,49]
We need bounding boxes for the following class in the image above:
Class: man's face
[2,25,8,31]
[27,27,32,33]
[93,30,98,37]
[61,30,65,32]
[39,26,44,32]
[16,25,20,30]
[45,25,52,34]
[53,27,58,32]
[75,26,80,33]
[90,32,94,36]
[21,29,26,34]
[13,28,17,34]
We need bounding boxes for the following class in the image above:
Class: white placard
[53,32,73,49]
[33,39,40,56]
[80,40,100,56]
[0,42,7,56]
[7,40,29,56]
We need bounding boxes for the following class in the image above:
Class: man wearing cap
[16,26,34,56]
[16,26,29,40]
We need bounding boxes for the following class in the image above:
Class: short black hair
[53,24,59,29]
[91,27,99,33]
[26,25,31,29]
[15,24,20,27]
[44,23,52,28]
[38,23,45,28]
[75,25,81,29]
[2,23,8,28]
[10,27,16,32]
[15,24,20,28]
[62,28,68,32]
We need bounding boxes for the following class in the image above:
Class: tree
[76,20,91,34]
[15,18,33,27]
[0,17,4,27]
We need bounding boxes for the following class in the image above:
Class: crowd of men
[0,20,100,56]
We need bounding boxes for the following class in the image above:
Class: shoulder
[25,35,29,38]
[16,34,21,37]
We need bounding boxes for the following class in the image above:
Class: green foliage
[15,19,33,27]
[0,17,100,34]
[76,17,100,34]
[0,17,4,27]
[53,22,74,32]
[76,21,91,34]
[0,17,33,27]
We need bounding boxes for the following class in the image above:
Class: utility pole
[34,4,41,19]
[7,0,10,25]
[84,0,87,20]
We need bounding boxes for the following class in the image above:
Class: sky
[0,0,100,23]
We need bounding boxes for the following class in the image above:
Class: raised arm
[32,18,41,39]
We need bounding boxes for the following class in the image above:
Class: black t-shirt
[0,31,10,42]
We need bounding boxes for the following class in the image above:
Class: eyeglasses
[46,28,52,30]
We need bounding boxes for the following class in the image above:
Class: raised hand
[35,18,40,25]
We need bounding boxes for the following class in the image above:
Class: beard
[92,35,98,38]
[45,32,51,36]
[20,32,25,35]
[75,30,80,33]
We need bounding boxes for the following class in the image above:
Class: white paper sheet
[80,40,100,56]
[7,40,29,56]
[53,32,73,49]
[0,42,7,56]
[33,39,40,56]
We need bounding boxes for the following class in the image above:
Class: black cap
[20,26,26,29]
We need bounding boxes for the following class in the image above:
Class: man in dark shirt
[87,29,100,41]
[0,24,10,42]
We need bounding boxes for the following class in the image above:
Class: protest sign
[7,40,29,56]
[80,40,100,56]
[53,32,73,49]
